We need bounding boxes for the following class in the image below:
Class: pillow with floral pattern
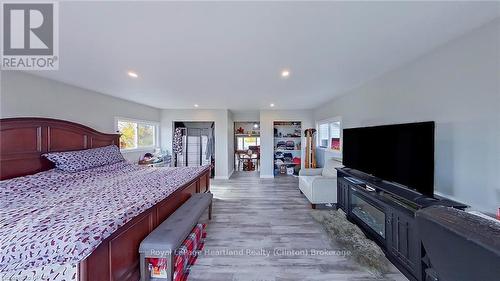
[43,145,125,172]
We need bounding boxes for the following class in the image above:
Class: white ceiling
[30,1,500,110]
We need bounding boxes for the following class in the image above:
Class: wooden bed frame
[0,117,210,281]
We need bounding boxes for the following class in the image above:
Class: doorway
[234,121,260,173]
[173,121,215,178]
[274,121,302,177]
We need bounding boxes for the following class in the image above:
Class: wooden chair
[250,151,260,171]
[249,146,260,171]
[235,151,247,171]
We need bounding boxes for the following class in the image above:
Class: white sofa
[299,158,343,209]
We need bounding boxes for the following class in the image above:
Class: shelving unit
[273,121,302,176]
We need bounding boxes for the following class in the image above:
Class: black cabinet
[337,178,349,212]
[386,208,421,280]
[335,168,467,281]
[336,170,422,281]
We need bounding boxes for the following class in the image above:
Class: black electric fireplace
[350,192,386,239]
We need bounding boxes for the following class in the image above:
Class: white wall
[231,110,260,122]
[260,110,314,178]
[160,109,232,179]
[314,19,500,213]
[0,71,161,162]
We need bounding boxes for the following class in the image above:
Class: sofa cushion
[322,158,343,177]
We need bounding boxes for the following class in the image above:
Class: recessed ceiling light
[270,103,275,107]
[281,69,290,78]
[127,71,138,78]
[194,104,199,108]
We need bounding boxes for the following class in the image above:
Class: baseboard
[214,169,234,180]
[260,174,274,179]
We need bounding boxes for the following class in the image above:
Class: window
[236,137,260,151]
[116,118,158,150]
[317,118,342,151]
[319,123,329,147]
[330,121,341,150]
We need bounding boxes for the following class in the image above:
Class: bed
[0,118,211,281]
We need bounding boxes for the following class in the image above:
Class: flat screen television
[342,121,435,197]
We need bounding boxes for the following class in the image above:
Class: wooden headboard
[0,118,120,180]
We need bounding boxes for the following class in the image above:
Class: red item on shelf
[147,258,168,278]
[497,208,500,220]
[292,157,301,164]
[177,223,207,279]
[147,223,207,280]
[173,269,186,281]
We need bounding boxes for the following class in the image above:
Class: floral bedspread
[0,162,209,272]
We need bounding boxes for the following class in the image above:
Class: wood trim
[108,211,155,281]
[0,118,120,180]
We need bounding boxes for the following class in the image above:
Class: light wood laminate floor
[189,172,407,281]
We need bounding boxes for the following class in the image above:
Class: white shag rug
[311,209,392,277]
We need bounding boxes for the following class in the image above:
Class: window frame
[236,136,260,151]
[316,117,342,152]
[114,117,160,152]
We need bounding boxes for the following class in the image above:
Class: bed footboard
[78,170,210,281]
